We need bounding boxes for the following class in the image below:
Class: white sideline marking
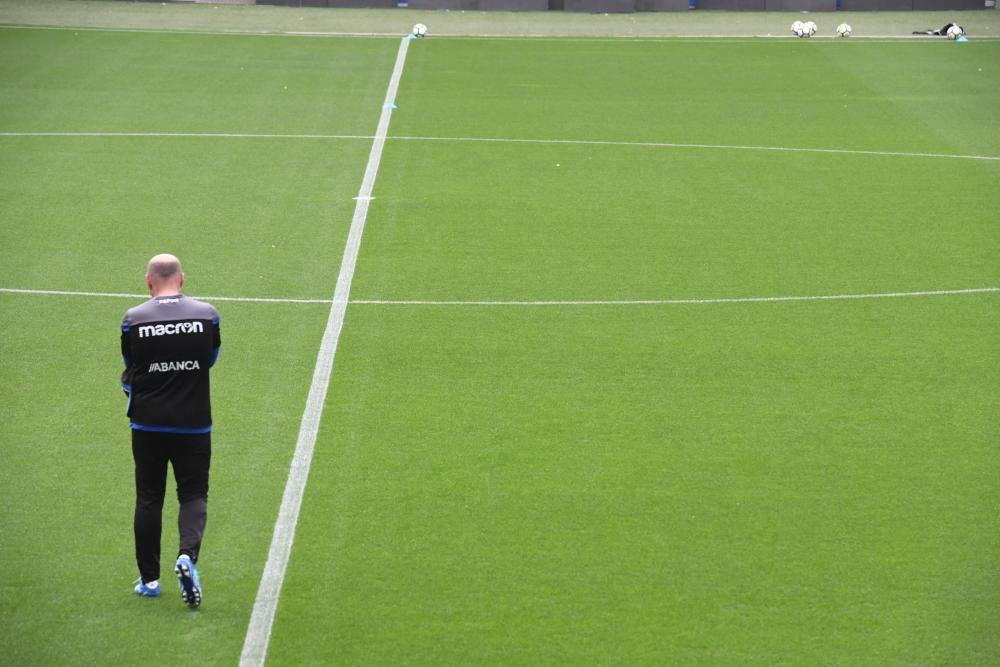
[2,286,997,307]
[0,23,404,39]
[389,135,1000,162]
[0,287,331,304]
[1,131,997,162]
[237,36,410,667]
[0,131,372,140]
[0,287,148,300]
[351,287,1000,306]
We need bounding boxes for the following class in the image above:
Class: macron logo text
[137,321,204,338]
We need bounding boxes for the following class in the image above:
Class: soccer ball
[946,24,963,40]
[412,23,428,38]
[836,23,852,37]
[791,20,804,37]
[800,21,817,38]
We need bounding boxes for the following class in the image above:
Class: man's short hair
[147,255,183,281]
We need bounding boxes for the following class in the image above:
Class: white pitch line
[3,286,997,307]
[1,131,997,162]
[0,287,331,304]
[390,135,1000,162]
[0,287,148,300]
[237,36,410,667]
[351,287,1000,306]
[0,131,372,140]
[0,23,403,39]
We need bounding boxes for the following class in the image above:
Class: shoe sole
[175,561,202,608]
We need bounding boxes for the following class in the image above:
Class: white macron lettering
[137,321,204,338]
[148,360,201,372]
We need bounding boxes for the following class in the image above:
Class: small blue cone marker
[383,102,397,110]
[956,35,968,42]
[407,33,418,40]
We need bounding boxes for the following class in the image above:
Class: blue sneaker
[174,556,202,608]
[134,579,161,598]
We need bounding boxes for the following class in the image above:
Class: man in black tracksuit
[121,253,220,608]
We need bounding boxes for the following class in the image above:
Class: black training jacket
[121,294,221,432]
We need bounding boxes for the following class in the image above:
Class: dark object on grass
[912,23,963,36]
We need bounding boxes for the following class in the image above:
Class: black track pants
[132,430,211,584]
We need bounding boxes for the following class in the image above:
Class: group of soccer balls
[790,20,852,38]
[792,21,965,39]
[791,20,820,37]
[411,20,966,41]
[413,20,964,41]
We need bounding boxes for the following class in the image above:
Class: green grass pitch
[0,12,997,666]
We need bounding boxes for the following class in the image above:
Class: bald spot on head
[146,253,184,295]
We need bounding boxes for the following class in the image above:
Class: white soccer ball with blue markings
[412,23,428,38]
[791,20,804,37]
[837,23,852,37]
[800,21,817,38]
[946,24,963,40]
